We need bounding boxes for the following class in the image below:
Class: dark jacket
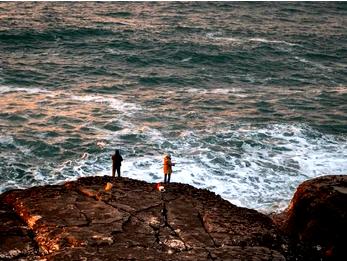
[112,153,123,167]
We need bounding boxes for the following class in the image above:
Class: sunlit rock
[3,175,344,260]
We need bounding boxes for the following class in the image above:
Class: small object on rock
[315,245,322,251]
[155,182,165,192]
[104,182,113,192]
[91,235,114,246]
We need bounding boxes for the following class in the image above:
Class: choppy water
[0,2,346,212]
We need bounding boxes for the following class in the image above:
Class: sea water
[0,2,346,212]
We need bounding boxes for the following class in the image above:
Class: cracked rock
[4,175,343,260]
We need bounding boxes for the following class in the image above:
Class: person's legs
[168,173,171,183]
[164,173,167,183]
[112,164,116,177]
[116,166,121,177]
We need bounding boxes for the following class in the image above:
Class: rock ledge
[1,175,346,260]
[1,176,286,261]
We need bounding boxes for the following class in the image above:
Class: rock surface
[278,175,347,260]
[0,176,287,261]
[1,175,346,261]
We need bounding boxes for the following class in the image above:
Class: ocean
[0,2,346,212]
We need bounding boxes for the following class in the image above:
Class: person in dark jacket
[112,149,123,177]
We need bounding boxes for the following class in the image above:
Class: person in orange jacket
[163,154,175,184]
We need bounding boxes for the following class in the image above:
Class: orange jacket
[163,157,172,174]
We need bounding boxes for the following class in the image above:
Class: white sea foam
[181,57,192,62]
[78,123,345,213]
[161,124,344,211]
[0,135,14,144]
[1,114,345,213]
[294,56,329,70]
[216,37,244,43]
[206,32,223,38]
[185,86,249,99]
[0,85,50,94]
[186,87,244,95]
[207,34,299,47]
[208,88,232,95]
[249,38,298,46]
[70,94,141,113]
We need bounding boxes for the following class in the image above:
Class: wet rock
[0,203,37,260]
[210,246,286,261]
[1,176,288,260]
[166,196,215,248]
[279,175,347,260]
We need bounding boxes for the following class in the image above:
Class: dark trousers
[164,173,171,184]
[112,165,121,177]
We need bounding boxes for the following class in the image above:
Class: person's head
[115,149,120,155]
[164,154,171,159]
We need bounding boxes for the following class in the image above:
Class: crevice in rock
[134,203,162,214]
[206,248,216,261]
[104,204,158,249]
[103,200,137,224]
[27,228,41,256]
[161,193,181,204]
[161,202,168,227]
[96,245,101,254]
[150,224,161,248]
[1,203,41,258]
[73,204,91,227]
[160,195,189,252]
[102,193,168,251]
[119,214,132,234]
[197,211,218,247]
